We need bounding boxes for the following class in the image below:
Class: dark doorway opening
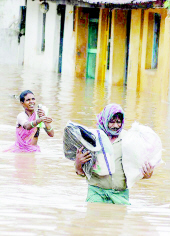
[86,8,99,79]
[124,10,131,85]
[58,5,66,73]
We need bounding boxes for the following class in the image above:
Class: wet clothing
[17,112,40,138]
[86,130,129,204]
[87,130,127,191]
[17,111,30,127]
[86,185,130,205]
[86,104,130,204]
[4,112,40,153]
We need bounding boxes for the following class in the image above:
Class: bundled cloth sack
[122,122,163,188]
[36,104,49,128]
[63,121,115,179]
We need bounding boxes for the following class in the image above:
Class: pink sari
[4,112,40,153]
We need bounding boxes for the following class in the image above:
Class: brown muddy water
[0,65,170,236]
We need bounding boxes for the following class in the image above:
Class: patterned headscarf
[96,103,124,137]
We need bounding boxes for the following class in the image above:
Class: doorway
[86,9,99,79]
[58,5,66,73]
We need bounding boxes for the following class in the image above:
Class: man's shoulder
[114,129,127,143]
[119,129,127,138]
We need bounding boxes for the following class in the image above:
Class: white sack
[122,122,163,188]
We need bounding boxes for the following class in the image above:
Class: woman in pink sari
[4,90,54,153]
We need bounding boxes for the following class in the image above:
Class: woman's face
[108,116,122,131]
[21,93,36,112]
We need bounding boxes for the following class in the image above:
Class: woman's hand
[37,108,45,117]
[40,116,54,137]
[37,109,53,124]
[40,116,53,123]
[142,162,154,179]
[23,116,53,131]
[75,146,92,175]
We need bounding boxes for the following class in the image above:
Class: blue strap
[97,130,112,176]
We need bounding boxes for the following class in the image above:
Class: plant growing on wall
[164,0,170,17]
[164,0,170,10]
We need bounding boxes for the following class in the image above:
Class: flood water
[0,65,170,235]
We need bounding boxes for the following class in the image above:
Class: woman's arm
[44,120,54,137]
[17,109,54,137]
[37,108,54,137]
[17,111,44,131]
[23,117,43,130]
[75,146,92,176]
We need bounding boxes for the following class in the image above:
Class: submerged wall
[18,1,170,101]
[24,0,61,72]
[140,9,167,96]
[0,0,25,65]
[126,8,170,101]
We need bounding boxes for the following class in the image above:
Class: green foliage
[164,0,170,9]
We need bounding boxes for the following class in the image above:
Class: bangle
[45,127,53,132]
[30,121,35,128]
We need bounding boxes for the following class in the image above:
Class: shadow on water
[0,65,170,235]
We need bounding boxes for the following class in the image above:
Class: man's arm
[142,162,154,179]
[75,146,91,176]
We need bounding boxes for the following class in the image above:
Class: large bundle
[122,122,163,188]
[63,121,115,179]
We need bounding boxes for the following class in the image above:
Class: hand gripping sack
[122,122,163,188]
[63,121,115,179]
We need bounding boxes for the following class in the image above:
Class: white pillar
[62,5,75,77]
[24,0,40,67]
[45,1,61,71]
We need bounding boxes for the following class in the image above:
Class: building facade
[1,0,170,101]
[0,0,26,65]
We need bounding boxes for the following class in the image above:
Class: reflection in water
[14,154,38,185]
[0,65,170,235]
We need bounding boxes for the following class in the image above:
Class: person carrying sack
[75,104,154,205]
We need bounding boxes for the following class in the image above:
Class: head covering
[96,103,124,137]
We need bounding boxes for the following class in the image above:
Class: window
[145,13,161,69]
[18,6,26,44]
[41,13,46,52]
[58,5,66,73]
[107,10,112,70]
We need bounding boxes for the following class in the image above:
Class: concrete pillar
[74,7,89,79]
[45,1,60,71]
[110,10,127,85]
[95,8,109,82]
[162,14,170,101]
[140,10,148,91]
[127,9,141,90]
[62,5,75,77]
[24,0,39,67]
